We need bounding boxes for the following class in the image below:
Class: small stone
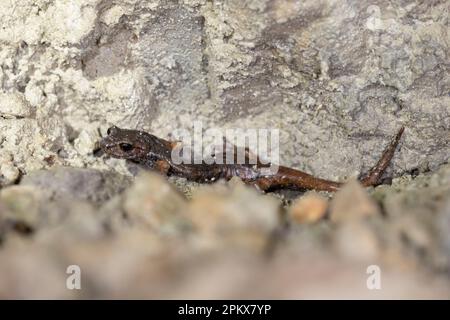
[73,129,98,156]
[0,164,19,181]
[288,193,328,224]
[0,154,20,186]
[187,180,280,249]
[122,172,189,232]
[0,185,101,237]
[0,186,41,226]
[100,6,126,26]
[329,180,380,223]
[21,167,131,204]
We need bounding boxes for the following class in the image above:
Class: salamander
[99,126,404,192]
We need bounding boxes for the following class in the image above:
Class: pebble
[0,154,20,186]
[186,179,281,249]
[0,186,41,226]
[288,193,328,224]
[329,180,381,223]
[122,172,190,232]
[21,166,132,204]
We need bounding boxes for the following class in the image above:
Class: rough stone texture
[0,0,449,298]
[0,0,448,181]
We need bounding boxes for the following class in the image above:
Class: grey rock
[0,0,447,181]
[20,166,132,204]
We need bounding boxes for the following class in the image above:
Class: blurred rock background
[0,0,449,298]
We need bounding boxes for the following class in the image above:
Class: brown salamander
[99,126,404,192]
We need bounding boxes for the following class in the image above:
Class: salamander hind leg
[360,127,405,187]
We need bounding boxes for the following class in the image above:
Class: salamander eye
[119,143,134,152]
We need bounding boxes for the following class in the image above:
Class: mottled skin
[99,126,404,192]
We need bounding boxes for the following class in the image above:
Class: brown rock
[288,193,328,224]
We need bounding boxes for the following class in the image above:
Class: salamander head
[100,126,162,163]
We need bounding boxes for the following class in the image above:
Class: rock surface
[0,0,448,180]
[0,0,449,298]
